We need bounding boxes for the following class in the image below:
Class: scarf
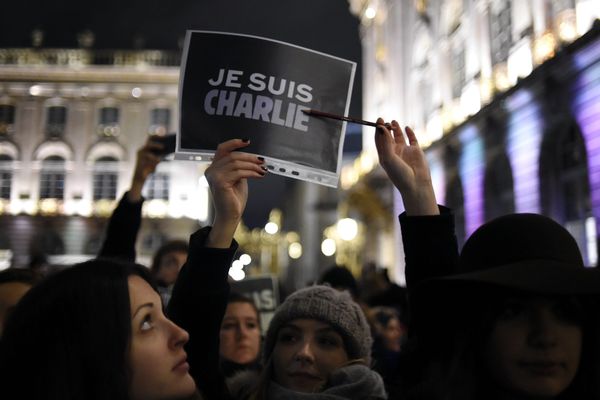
[266,364,387,400]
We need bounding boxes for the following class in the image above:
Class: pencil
[302,109,391,128]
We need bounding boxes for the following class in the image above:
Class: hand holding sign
[177,31,356,187]
[205,139,267,248]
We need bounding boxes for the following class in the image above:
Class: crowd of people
[0,120,598,400]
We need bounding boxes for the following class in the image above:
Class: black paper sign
[176,30,356,187]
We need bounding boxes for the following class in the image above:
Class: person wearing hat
[227,284,387,399]
[168,139,386,399]
[374,119,600,399]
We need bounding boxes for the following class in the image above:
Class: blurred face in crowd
[380,316,404,352]
[272,319,349,393]
[0,281,31,335]
[220,301,261,364]
[484,295,583,399]
[156,250,187,286]
[127,275,196,400]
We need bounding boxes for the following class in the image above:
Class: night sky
[2,0,364,228]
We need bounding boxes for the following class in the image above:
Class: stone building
[0,47,207,267]
[345,0,600,282]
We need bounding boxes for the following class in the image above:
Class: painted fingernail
[242,138,250,143]
[261,166,268,172]
[258,156,265,162]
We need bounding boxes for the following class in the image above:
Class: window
[489,0,513,65]
[93,157,119,200]
[97,106,120,138]
[0,104,15,136]
[0,155,12,200]
[551,0,574,15]
[39,156,65,199]
[451,44,466,99]
[143,172,170,200]
[149,108,171,136]
[45,106,67,138]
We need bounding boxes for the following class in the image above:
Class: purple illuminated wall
[506,89,544,213]
[573,38,600,233]
[458,124,484,235]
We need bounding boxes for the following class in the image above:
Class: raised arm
[98,138,163,261]
[167,139,266,398]
[374,119,438,216]
[373,119,458,287]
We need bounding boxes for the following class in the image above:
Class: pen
[302,108,391,128]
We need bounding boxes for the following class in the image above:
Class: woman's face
[127,275,196,400]
[484,295,583,399]
[272,318,349,393]
[219,301,261,364]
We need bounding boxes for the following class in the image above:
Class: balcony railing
[0,48,181,67]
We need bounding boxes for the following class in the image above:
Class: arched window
[0,104,15,136]
[149,107,171,136]
[143,172,170,200]
[45,106,67,138]
[97,106,120,138]
[484,153,515,221]
[0,154,13,199]
[489,0,512,66]
[93,156,119,200]
[39,156,65,199]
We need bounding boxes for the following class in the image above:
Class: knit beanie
[263,285,372,365]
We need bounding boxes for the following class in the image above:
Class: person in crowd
[99,137,189,304]
[220,292,263,378]
[0,268,39,336]
[151,239,189,303]
[0,259,198,400]
[0,138,267,399]
[225,285,387,399]
[318,264,360,300]
[368,306,407,399]
[168,139,386,399]
[374,118,600,399]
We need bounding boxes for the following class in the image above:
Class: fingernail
[258,156,265,162]
[261,166,268,172]
[242,138,250,143]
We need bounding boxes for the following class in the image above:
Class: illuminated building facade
[0,48,208,267]
[347,0,600,281]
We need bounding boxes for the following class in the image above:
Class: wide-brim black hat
[416,213,600,297]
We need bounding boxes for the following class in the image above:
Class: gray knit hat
[263,285,372,365]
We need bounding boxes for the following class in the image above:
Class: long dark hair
[409,286,600,400]
[0,258,155,400]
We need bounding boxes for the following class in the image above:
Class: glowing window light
[29,85,42,96]
[586,217,597,266]
[321,238,336,256]
[229,268,245,281]
[288,242,302,259]
[131,87,143,98]
[337,218,358,241]
[265,222,279,234]
[365,6,376,19]
[239,253,252,265]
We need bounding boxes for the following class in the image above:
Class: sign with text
[230,275,279,334]
[177,30,356,187]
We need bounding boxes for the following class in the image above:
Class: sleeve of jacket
[399,205,459,291]
[167,226,237,399]
[97,192,143,262]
